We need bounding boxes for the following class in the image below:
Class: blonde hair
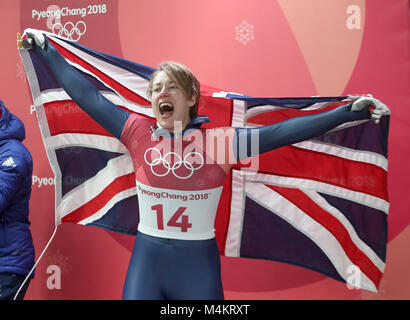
[147,61,201,118]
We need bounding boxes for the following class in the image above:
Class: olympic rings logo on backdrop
[144,148,204,180]
[52,21,87,42]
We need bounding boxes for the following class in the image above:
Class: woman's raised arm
[25,29,130,140]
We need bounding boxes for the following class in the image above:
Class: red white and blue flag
[19,32,389,292]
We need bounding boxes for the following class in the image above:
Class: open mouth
[159,102,174,118]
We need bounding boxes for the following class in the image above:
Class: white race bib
[136,181,223,240]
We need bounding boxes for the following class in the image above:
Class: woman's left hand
[351,97,390,124]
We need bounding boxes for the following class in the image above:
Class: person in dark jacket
[0,100,34,300]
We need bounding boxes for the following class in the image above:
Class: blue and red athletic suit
[34,37,370,300]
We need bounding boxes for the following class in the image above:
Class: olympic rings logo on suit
[52,21,87,42]
[144,148,204,180]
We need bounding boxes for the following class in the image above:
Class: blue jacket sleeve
[34,37,130,139]
[233,103,370,160]
[0,153,27,217]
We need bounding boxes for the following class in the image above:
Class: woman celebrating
[23,29,387,300]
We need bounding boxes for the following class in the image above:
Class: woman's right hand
[22,28,46,50]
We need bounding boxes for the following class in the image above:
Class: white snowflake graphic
[16,61,27,83]
[235,20,255,45]
[47,249,70,275]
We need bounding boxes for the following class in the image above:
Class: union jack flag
[19,31,389,292]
